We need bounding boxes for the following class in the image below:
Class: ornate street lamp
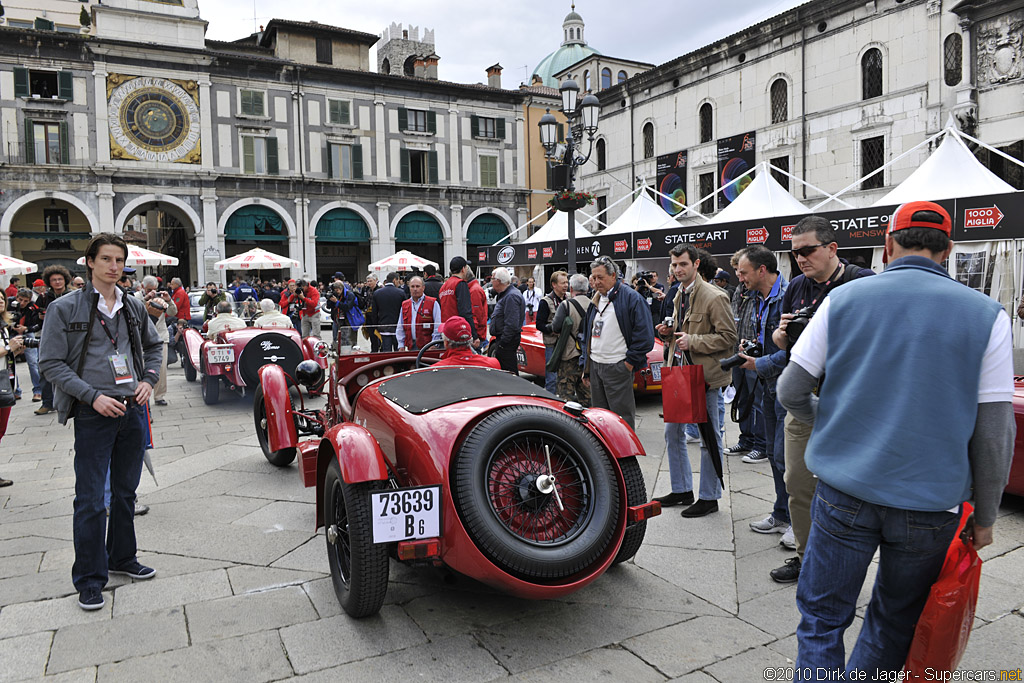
[539,78,601,272]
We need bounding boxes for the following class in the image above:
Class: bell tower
[92,0,207,49]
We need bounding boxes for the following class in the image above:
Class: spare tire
[452,405,619,581]
[237,332,304,389]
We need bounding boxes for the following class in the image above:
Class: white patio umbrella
[0,254,38,276]
[215,247,301,271]
[368,249,438,273]
[76,245,180,267]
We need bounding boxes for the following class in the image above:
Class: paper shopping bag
[661,363,708,424]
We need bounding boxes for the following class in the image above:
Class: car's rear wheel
[452,405,619,580]
[323,459,389,618]
[612,456,648,565]
[200,371,220,405]
[253,384,297,466]
[184,356,197,382]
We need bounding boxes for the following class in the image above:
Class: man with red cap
[433,318,500,369]
[777,201,1014,677]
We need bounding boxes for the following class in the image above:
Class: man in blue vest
[777,201,1014,679]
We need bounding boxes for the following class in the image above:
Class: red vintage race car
[501,324,666,393]
[181,325,328,405]
[254,342,661,618]
[1006,377,1024,496]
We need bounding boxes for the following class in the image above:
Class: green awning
[225,205,285,241]
[466,214,509,246]
[395,211,442,244]
[316,208,370,243]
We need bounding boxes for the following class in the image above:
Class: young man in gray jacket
[40,233,163,611]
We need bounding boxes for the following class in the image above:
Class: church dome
[531,6,600,88]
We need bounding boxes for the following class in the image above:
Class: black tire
[200,371,220,405]
[184,356,197,382]
[452,405,619,580]
[323,459,389,618]
[253,384,297,467]
[612,456,648,565]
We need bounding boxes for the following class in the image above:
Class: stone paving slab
[145,494,268,526]
[402,587,559,638]
[622,615,773,678]
[225,566,326,595]
[0,551,42,580]
[509,645,667,682]
[112,567,232,616]
[0,593,112,639]
[231,500,317,532]
[134,515,313,566]
[47,607,189,674]
[633,545,738,614]
[0,630,53,682]
[958,613,1024,672]
[185,585,319,642]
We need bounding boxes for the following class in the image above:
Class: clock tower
[92,0,207,50]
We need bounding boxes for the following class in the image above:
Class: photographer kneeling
[760,216,873,584]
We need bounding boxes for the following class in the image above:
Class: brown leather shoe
[34,405,52,415]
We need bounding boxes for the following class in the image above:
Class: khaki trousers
[783,412,816,558]
[153,344,168,401]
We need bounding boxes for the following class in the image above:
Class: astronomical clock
[107,74,201,163]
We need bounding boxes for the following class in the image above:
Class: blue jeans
[664,387,723,500]
[794,482,959,680]
[543,346,558,394]
[22,335,42,396]
[683,390,724,441]
[733,367,765,451]
[72,403,146,592]
[762,380,789,524]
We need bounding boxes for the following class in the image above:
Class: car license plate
[371,485,441,544]
[650,362,662,382]
[207,347,234,364]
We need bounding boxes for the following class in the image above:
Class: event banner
[717,131,756,210]
[656,150,688,216]
[477,191,1024,267]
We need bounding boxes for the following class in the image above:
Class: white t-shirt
[590,295,627,364]
[790,296,1014,402]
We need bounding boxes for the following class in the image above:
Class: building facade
[0,0,529,285]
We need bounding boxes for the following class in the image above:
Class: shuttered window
[327,99,351,125]
[480,155,498,188]
[242,135,278,175]
[240,89,266,117]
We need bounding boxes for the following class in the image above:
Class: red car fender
[258,364,298,452]
[581,406,646,458]
[313,423,390,528]
[183,327,204,372]
[301,336,329,371]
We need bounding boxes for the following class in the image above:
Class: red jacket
[281,287,319,319]
[400,295,437,350]
[433,349,501,369]
[171,286,190,321]
[468,279,488,341]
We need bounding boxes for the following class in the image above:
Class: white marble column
[93,64,110,164]
[515,113,526,188]
[95,183,115,233]
[295,197,312,277]
[373,201,391,262]
[198,76,213,170]
[449,204,464,266]
[200,189,221,285]
[448,106,460,183]
[374,98,387,181]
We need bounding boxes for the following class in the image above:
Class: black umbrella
[682,350,724,487]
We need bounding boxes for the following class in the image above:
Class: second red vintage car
[181,325,327,404]
[501,324,666,393]
[253,344,660,618]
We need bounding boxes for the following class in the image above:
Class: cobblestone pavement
[1,360,1022,682]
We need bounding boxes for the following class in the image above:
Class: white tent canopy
[76,245,179,267]
[601,190,682,236]
[368,249,438,273]
[872,129,1015,206]
[522,211,592,244]
[0,254,38,276]
[706,168,810,224]
[215,247,301,271]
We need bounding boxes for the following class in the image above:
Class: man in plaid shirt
[725,250,766,462]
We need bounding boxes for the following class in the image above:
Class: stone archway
[116,194,203,285]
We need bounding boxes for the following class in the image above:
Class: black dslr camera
[786,306,814,345]
[21,337,41,349]
[720,339,762,371]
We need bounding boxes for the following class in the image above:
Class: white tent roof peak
[872,128,1015,206]
[705,167,809,224]
[523,211,592,243]
[601,189,682,236]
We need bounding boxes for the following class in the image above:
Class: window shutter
[398,107,408,132]
[556,123,564,142]
[58,71,73,100]
[470,115,479,138]
[400,148,410,182]
[325,143,333,178]
[35,18,55,31]
[266,136,279,175]
[242,136,255,173]
[14,68,29,98]
[496,118,506,140]
[59,121,69,164]
[340,101,351,125]
[428,150,439,184]
[240,89,251,116]
[427,111,437,134]
[254,92,265,117]
[328,99,340,124]
[24,118,35,164]
[352,144,363,180]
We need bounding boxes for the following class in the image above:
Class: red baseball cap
[440,317,472,342]
[888,201,952,237]
[33,279,45,287]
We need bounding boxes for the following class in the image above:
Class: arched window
[381,58,391,75]
[583,70,591,92]
[699,102,713,143]
[642,122,654,159]
[403,55,417,78]
[596,138,606,170]
[944,33,963,86]
[618,70,628,84]
[601,68,612,90]
[770,78,788,124]
[862,48,883,100]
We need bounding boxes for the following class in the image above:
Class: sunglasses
[791,243,831,258]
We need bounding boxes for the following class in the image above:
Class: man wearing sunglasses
[755,216,873,584]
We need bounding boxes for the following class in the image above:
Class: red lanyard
[98,311,120,348]
[800,265,843,308]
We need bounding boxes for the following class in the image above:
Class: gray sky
[202,0,809,86]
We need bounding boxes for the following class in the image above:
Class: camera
[720,339,762,371]
[662,316,674,328]
[786,306,815,345]
[22,337,40,349]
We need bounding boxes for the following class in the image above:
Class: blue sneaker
[78,587,104,611]
[109,561,156,580]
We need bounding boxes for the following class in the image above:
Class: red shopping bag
[903,503,982,676]
[661,363,708,424]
